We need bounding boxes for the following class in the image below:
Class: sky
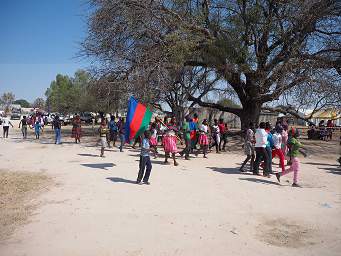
[0,0,91,102]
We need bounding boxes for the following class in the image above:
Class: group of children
[240,120,307,187]
[135,115,231,184]
[18,115,43,139]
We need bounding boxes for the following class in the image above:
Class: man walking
[1,115,13,138]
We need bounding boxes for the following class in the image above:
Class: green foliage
[13,99,31,108]
[45,70,96,113]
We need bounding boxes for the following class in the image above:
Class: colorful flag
[125,96,153,143]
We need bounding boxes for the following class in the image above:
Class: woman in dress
[72,114,82,143]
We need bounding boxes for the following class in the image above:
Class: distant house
[306,108,341,126]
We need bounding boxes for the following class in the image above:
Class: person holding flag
[136,130,154,185]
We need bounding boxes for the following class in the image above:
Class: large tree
[45,70,96,113]
[83,0,341,128]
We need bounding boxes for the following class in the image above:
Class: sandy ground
[0,123,340,256]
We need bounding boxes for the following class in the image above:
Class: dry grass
[0,170,52,240]
[257,218,317,248]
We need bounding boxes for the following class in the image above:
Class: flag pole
[158,119,183,145]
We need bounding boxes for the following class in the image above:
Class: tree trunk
[239,101,262,131]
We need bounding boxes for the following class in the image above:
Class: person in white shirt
[253,122,269,175]
[209,119,221,153]
[272,125,286,173]
[1,115,14,138]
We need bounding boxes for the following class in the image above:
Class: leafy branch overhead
[83,0,341,128]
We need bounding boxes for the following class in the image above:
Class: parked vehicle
[80,112,94,124]
[10,112,21,120]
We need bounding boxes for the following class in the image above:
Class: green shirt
[182,122,190,141]
[289,137,301,157]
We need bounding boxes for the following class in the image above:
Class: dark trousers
[241,154,255,171]
[3,126,9,138]
[254,147,269,175]
[210,134,219,152]
[219,133,227,151]
[265,146,272,174]
[137,156,152,182]
[181,138,191,158]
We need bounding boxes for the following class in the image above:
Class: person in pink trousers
[276,128,307,187]
[281,124,289,159]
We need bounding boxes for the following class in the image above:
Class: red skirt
[163,135,178,153]
[150,136,157,146]
[72,127,81,138]
[199,133,209,145]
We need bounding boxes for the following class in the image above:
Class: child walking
[209,119,220,153]
[163,128,179,166]
[276,128,307,187]
[198,119,209,158]
[136,130,153,185]
[99,120,109,157]
[149,123,158,158]
[240,122,255,172]
[19,116,28,139]
[34,120,42,139]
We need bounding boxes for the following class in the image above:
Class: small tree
[32,98,46,110]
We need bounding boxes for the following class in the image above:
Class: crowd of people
[240,120,307,187]
[0,111,330,187]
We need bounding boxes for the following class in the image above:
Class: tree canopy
[83,0,341,127]
[45,70,97,114]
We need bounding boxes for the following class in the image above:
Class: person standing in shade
[19,116,28,139]
[253,122,269,176]
[180,116,191,160]
[218,118,228,151]
[52,116,62,144]
[1,115,13,138]
[136,130,153,185]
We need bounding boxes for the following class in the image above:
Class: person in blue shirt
[34,120,42,139]
[136,130,154,185]
[265,122,274,176]
[108,115,118,147]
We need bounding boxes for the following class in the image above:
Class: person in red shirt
[218,118,228,151]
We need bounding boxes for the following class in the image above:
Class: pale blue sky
[0,0,90,102]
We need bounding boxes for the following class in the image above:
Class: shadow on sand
[207,166,243,175]
[106,177,136,184]
[78,153,99,157]
[318,167,341,175]
[239,177,280,185]
[81,163,115,170]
